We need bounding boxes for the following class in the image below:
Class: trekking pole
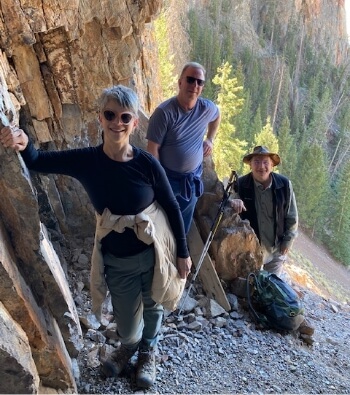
[177,170,238,316]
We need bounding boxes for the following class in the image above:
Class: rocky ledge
[73,269,350,394]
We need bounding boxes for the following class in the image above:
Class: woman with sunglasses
[0,85,192,389]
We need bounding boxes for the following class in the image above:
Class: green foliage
[182,0,350,266]
[234,89,253,142]
[293,144,328,234]
[188,8,217,100]
[305,83,332,146]
[254,116,279,153]
[186,0,239,101]
[242,58,270,122]
[282,17,300,72]
[248,107,263,149]
[327,161,350,266]
[212,62,246,179]
[277,116,297,180]
[154,12,177,99]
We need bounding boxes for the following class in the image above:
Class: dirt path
[291,230,350,302]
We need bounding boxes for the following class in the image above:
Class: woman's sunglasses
[103,110,134,125]
[186,76,205,87]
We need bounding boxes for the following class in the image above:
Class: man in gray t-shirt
[147,62,221,234]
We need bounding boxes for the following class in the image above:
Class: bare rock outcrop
[213,0,349,65]
[0,0,161,237]
[0,0,162,392]
[0,213,80,392]
[0,301,40,394]
[195,158,262,281]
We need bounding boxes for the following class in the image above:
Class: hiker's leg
[104,247,155,348]
[167,177,197,235]
[139,246,164,350]
[262,249,286,277]
[178,192,198,235]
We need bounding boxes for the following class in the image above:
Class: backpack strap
[247,273,261,323]
[247,272,269,328]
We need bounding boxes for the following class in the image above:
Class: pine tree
[212,62,246,180]
[234,63,253,144]
[154,10,178,99]
[277,116,297,180]
[188,9,200,55]
[253,116,279,154]
[235,89,253,142]
[182,0,350,253]
[248,107,263,150]
[306,87,332,146]
[293,144,328,236]
[328,161,350,266]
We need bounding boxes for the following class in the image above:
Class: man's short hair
[180,62,206,77]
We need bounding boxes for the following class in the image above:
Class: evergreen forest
[153,0,350,267]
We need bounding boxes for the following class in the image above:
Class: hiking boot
[298,318,315,336]
[300,333,315,346]
[136,349,156,388]
[100,344,136,378]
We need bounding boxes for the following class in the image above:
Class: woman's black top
[21,141,189,258]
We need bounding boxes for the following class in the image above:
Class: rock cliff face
[191,0,349,65]
[0,0,162,393]
[0,0,348,392]
[252,0,349,64]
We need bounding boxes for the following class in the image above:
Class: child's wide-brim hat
[243,145,281,166]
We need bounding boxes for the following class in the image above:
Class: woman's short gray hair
[98,85,139,115]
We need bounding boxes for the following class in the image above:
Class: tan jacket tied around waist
[90,201,186,320]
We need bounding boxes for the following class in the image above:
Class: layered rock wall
[0,0,162,392]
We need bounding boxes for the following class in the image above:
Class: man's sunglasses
[186,76,205,87]
[103,110,134,125]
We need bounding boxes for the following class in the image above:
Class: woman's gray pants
[104,246,163,351]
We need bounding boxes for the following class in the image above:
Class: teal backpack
[247,270,305,331]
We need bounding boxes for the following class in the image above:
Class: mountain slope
[288,230,350,303]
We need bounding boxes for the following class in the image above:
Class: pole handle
[226,170,238,195]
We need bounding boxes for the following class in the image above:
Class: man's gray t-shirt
[146,96,219,173]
